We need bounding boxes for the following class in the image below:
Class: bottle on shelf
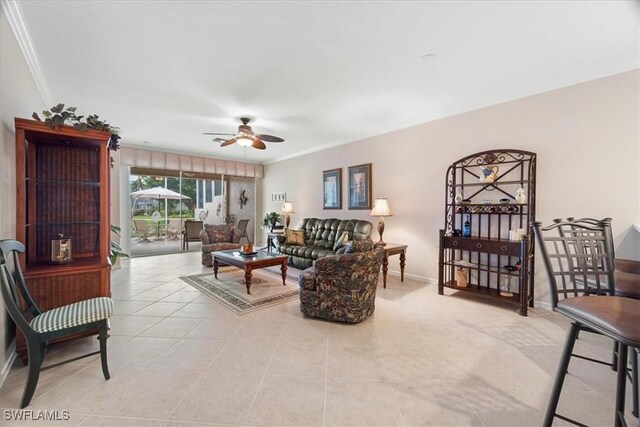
[462,216,472,237]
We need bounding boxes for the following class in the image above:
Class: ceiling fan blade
[256,134,284,142]
[251,139,267,150]
[220,137,237,147]
[203,132,235,136]
[212,138,228,143]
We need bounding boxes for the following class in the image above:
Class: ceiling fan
[203,117,284,150]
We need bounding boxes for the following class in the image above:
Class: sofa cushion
[280,244,333,260]
[333,231,351,251]
[204,224,233,243]
[31,297,113,333]
[202,242,242,252]
[285,228,305,245]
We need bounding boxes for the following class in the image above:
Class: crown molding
[263,137,362,165]
[1,0,52,105]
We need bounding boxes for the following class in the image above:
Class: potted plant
[33,103,121,150]
[261,212,281,231]
[109,225,129,268]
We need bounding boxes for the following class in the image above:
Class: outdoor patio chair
[166,219,181,240]
[183,220,203,250]
[133,219,151,242]
[532,219,640,426]
[0,240,113,408]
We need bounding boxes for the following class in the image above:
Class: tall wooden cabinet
[15,118,111,361]
[438,149,536,316]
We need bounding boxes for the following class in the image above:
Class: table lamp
[281,202,295,228]
[370,198,392,246]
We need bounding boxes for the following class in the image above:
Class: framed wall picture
[348,163,372,210]
[323,168,342,209]
[271,192,286,203]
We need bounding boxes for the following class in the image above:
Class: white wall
[261,70,640,302]
[0,8,47,380]
[227,177,256,243]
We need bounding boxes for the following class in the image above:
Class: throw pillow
[205,224,232,243]
[285,228,305,246]
[332,231,351,251]
[344,243,355,254]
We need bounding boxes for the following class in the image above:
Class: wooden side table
[379,243,407,289]
[266,232,284,253]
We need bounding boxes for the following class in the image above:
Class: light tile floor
[0,251,635,426]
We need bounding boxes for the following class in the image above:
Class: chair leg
[20,342,44,408]
[615,342,628,427]
[632,348,638,418]
[544,322,580,427]
[98,321,110,380]
[613,341,619,372]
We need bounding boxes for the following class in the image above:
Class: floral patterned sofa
[199,224,242,266]
[298,239,384,323]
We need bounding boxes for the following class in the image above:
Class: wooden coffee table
[212,249,289,295]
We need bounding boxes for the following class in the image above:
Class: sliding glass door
[128,168,250,257]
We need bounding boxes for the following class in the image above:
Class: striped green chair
[0,240,113,408]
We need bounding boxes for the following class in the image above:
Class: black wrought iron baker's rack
[438,149,537,316]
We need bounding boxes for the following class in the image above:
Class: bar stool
[614,258,640,418]
[533,220,640,426]
[561,217,640,417]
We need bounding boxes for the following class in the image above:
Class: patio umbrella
[130,186,190,200]
[131,187,191,237]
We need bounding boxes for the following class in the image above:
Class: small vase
[515,186,526,204]
[456,267,468,287]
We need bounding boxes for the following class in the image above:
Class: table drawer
[442,236,521,256]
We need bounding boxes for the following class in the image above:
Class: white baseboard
[0,340,17,389]
[533,299,552,310]
[385,269,437,285]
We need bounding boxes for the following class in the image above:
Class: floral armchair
[199,224,242,266]
[298,240,384,323]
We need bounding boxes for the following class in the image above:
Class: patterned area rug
[180,266,302,315]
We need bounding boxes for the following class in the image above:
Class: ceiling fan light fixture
[237,135,253,147]
[204,117,283,150]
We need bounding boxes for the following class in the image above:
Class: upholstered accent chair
[199,223,242,266]
[298,240,384,323]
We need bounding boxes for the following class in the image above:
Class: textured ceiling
[15,1,639,163]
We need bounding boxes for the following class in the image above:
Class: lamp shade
[370,198,392,217]
[281,202,295,214]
